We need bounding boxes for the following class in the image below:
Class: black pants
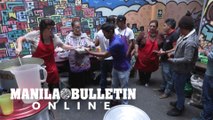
[69,70,90,88]
[100,60,113,91]
[138,70,152,85]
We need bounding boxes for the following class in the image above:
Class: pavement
[52,69,202,120]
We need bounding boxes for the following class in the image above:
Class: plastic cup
[0,94,14,115]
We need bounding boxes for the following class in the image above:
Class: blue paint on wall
[82,0,149,9]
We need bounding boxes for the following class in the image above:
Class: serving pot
[103,105,150,120]
[0,57,44,90]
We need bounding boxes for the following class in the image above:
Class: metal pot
[103,105,150,120]
[0,57,44,90]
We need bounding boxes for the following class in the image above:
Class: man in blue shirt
[86,23,130,105]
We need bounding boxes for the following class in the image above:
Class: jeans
[100,60,113,92]
[160,62,174,95]
[173,71,191,110]
[200,75,213,120]
[112,68,130,104]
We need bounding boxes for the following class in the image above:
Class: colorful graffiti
[200,0,213,46]
[0,0,203,61]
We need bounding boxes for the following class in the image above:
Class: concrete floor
[52,70,202,120]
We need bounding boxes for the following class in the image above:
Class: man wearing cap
[115,15,135,58]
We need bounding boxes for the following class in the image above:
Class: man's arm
[61,44,74,50]
[16,36,26,55]
[86,50,111,58]
[94,38,100,47]
[169,43,197,63]
[127,39,135,57]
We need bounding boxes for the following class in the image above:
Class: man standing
[87,23,130,105]
[167,15,199,116]
[155,18,179,99]
[193,45,213,120]
[94,16,116,94]
[115,15,135,58]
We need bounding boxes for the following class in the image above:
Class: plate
[75,48,87,54]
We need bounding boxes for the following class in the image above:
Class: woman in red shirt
[135,20,162,86]
[16,18,72,93]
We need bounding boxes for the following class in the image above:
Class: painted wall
[0,0,203,61]
[199,0,213,49]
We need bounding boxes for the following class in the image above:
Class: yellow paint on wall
[9,12,16,19]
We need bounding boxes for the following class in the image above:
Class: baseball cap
[117,15,126,22]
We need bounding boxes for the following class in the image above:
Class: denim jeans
[160,62,174,95]
[112,68,130,104]
[200,75,213,120]
[100,60,113,91]
[173,71,191,110]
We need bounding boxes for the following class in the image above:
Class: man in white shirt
[115,15,135,57]
[94,16,115,93]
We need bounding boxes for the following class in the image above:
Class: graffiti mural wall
[0,0,203,61]
[199,0,213,48]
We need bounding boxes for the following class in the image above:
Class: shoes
[167,107,184,116]
[145,83,149,87]
[159,94,169,99]
[169,101,177,107]
[153,88,164,93]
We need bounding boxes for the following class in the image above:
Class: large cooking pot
[103,105,150,120]
[0,57,44,90]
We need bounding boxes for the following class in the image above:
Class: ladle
[13,42,22,66]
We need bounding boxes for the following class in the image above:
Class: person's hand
[167,58,173,63]
[135,52,138,58]
[130,50,135,57]
[84,47,90,53]
[204,50,209,56]
[15,48,22,56]
[152,50,162,56]
[199,49,205,54]
[159,49,167,55]
[199,49,209,56]
[167,52,174,58]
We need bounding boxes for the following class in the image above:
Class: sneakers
[145,83,149,87]
[159,94,169,99]
[167,107,184,116]
[153,88,164,93]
